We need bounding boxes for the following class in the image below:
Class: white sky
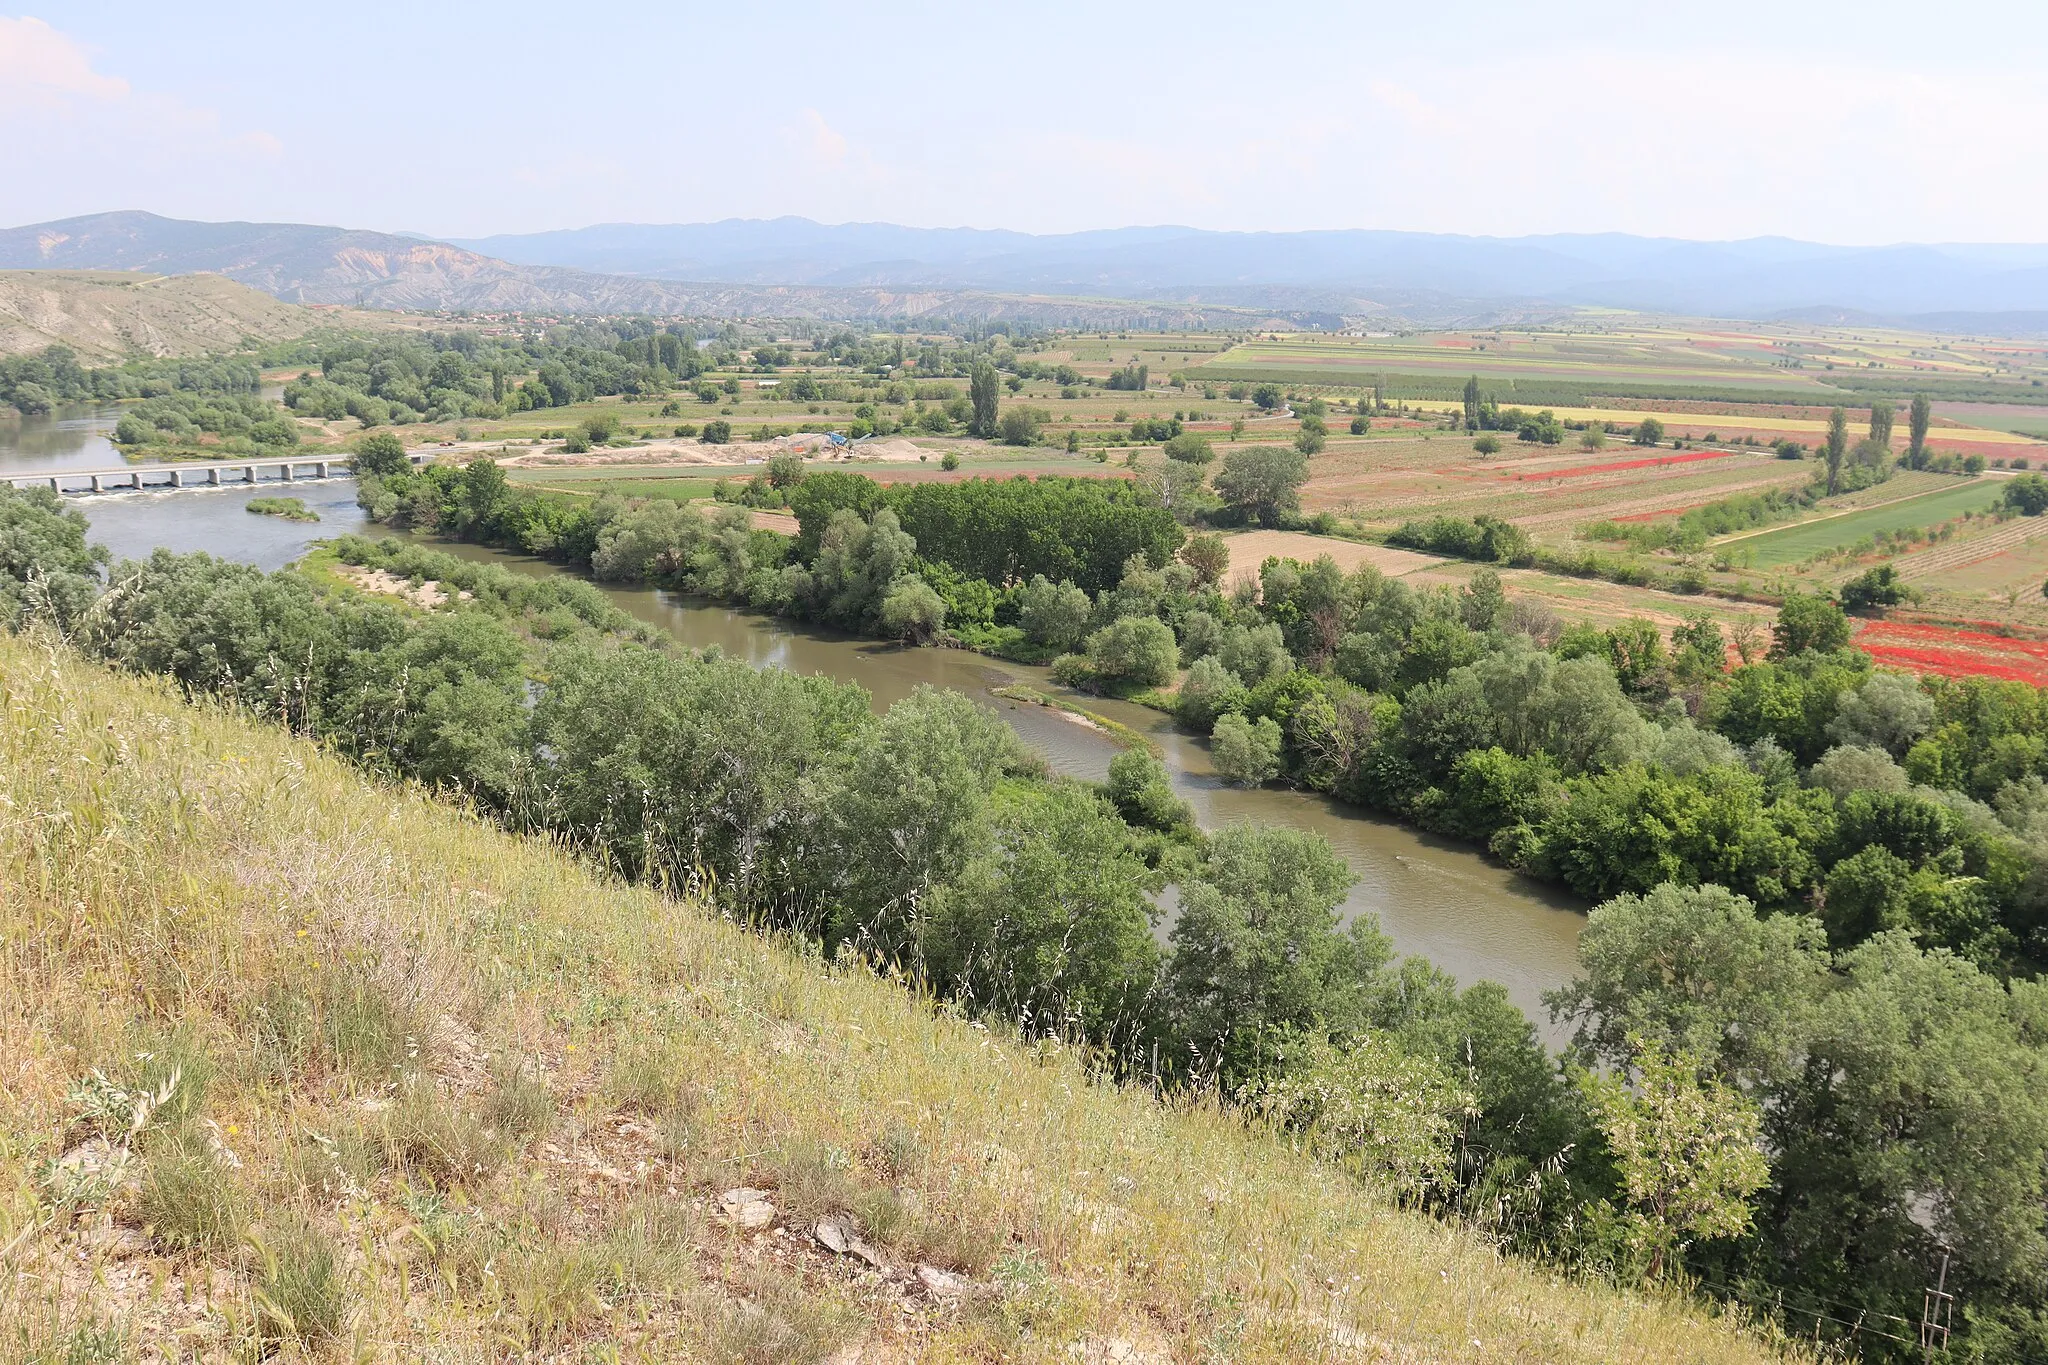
[4,0,2045,244]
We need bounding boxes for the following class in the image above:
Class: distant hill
[19,210,2048,330]
[0,212,1356,327]
[0,270,321,359]
[453,217,2048,324]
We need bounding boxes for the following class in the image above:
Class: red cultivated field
[1854,619,2048,685]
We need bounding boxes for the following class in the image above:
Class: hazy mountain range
[6,210,2048,330]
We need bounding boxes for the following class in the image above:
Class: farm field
[1191,323,2048,406]
[353,319,2048,641]
[1217,530,1442,584]
[1853,618,2048,686]
[1287,433,1813,529]
[1723,478,2008,566]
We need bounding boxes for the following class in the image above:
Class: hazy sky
[5,1,2045,244]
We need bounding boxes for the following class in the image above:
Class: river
[6,402,1587,1034]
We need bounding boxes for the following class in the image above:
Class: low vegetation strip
[1498,450,1739,481]
[0,638,1786,1363]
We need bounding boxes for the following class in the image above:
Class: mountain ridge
[11,210,2048,330]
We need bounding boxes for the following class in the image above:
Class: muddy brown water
[33,422,1586,1038]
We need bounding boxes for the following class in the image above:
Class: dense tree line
[111,392,301,452]
[0,345,261,416]
[8,478,2048,1354]
[360,461,1186,619]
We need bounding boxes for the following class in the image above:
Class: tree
[1179,532,1230,587]
[1909,393,1932,468]
[1633,417,1665,446]
[1823,406,1849,495]
[0,485,106,630]
[1473,434,1501,455]
[1837,564,1911,613]
[1867,399,1894,450]
[1462,375,1481,430]
[968,360,1001,438]
[1163,825,1375,1087]
[879,575,946,643]
[997,408,1040,446]
[1584,1037,1769,1280]
[1293,430,1326,456]
[1349,414,1370,436]
[1825,672,1933,757]
[1769,592,1850,658]
[1579,425,1607,451]
[921,781,1162,1044]
[350,432,410,478]
[1771,934,2048,1325]
[1104,748,1195,835]
[1670,612,1727,683]
[1212,713,1282,786]
[1249,383,1283,411]
[1083,615,1177,688]
[2005,473,2048,516]
[1548,883,1828,1087]
[1214,446,1309,525]
[1176,657,1247,731]
[765,452,807,489]
[1015,574,1092,650]
[700,420,732,444]
[1163,432,1214,464]
[828,686,1017,957]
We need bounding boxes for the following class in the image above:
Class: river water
[7,402,1586,1034]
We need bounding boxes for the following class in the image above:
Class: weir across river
[2,453,427,497]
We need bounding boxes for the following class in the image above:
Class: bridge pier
[170,470,183,488]
[89,475,102,493]
[207,467,220,485]
[48,477,59,493]
[280,462,295,482]
[129,472,142,490]
[316,460,330,478]
[244,465,256,484]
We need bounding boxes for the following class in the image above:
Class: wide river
[7,403,1587,1034]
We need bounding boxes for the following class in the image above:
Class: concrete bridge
[3,453,426,496]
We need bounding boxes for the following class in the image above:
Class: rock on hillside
[0,270,321,360]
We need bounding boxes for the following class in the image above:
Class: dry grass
[0,632,1798,1363]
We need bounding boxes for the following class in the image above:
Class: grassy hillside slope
[0,270,319,360]
[0,634,1790,1363]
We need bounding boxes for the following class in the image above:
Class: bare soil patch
[1222,531,1443,584]
[343,565,470,609]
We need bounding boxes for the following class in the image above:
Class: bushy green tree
[1083,615,1178,689]
[1163,825,1375,1087]
[1015,574,1092,650]
[922,781,1162,1044]
[1769,592,1850,658]
[1213,446,1309,525]
[350,432,410,478]
[1213,712,1283,786]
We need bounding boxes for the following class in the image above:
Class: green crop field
[1728,477,2008,566]
[1189,327,2048,409]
